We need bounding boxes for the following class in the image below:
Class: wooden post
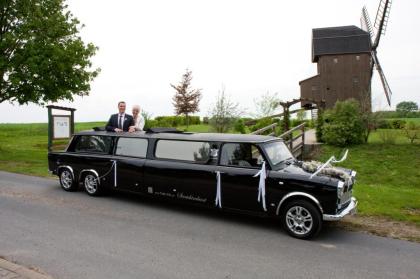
[70,110,75,136]
[48,107,53,152]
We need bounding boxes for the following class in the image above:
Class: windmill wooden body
[300,0,393,111]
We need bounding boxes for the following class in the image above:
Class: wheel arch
[276,192,323,216]
[57,165,74,180]
[79,169,100,184]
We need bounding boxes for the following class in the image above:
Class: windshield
[262,141,294,167]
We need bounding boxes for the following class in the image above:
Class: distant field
[386,118,420,124]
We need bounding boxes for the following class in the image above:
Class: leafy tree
[253,92,279,118]
[209,88,241,133]
[0,0,99,105]
[171,69,201,127]
[396,101,418,116]
[322,99,364,146]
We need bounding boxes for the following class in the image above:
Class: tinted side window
[155,140,210,162]
[74,136,112,153]
[116,138,148,158]
[220,143,263,168]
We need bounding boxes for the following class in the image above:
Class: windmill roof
[312,25,371,62]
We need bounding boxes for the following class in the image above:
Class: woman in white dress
[129,105,145,132]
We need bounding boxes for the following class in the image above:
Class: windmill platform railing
[251,122,306,159]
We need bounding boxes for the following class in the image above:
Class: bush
[143,119,159,130]
[377,119,391,129]
[390,119,406,129]
[321,100,364,146]
[233,118,246,134]
[250,118,276,133]
[154,115,201,126]
[404,122,419,144]
[203,117,209,124]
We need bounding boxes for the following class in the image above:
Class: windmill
[360,0,393,106]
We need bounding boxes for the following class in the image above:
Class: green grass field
[316,143,420,226]
[0,122,419,227]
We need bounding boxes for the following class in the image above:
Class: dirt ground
[330,215,420,243]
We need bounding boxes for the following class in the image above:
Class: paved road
[0,171,419,279]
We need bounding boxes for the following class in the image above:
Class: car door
[217,143,266,213]
[144,140,217,205]
[112,137,148,191]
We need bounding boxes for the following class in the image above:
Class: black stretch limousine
[48,128,357,239]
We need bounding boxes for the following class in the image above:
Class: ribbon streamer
[310,149,348,179]
[215,171,222,208]
[95,160,117,187]
[253,161,267,211]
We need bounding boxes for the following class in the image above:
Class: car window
[74,136,112,154]
[115,138,148,158]
[220,143,263,168]
[155,140,210,162]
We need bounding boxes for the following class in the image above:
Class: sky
[1,0,419,123]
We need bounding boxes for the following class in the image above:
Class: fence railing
[251,122,306,158]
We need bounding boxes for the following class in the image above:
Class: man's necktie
[119,115,123,129]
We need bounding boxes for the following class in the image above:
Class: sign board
[53,115,71,139]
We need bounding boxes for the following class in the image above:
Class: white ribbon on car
[95,160,117,187]
[253,161,267,211]
[310,149,348,179]
[215,171,222,208]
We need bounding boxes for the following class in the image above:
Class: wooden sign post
[47,105,76,151]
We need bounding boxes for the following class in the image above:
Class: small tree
[322,99,364,146]
[396,101,418,117]
[359,90,379,143]
[404,122,419,144]
[171,69,202,127]
[0,0,99,105]
[209,89,241,133]
[253,92,280,118]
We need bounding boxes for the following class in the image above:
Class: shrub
[404,122,419,144]
[321,100,364,146]
[154,115,201,126]
[203,117,209,124]
[143,119,159,130]
[250,118,275,133]
[377,119,391,129]
[390,119,406,129]
[233,118,246,134]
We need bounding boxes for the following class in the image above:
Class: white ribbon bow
[215,171,222,208]
[253,161,267,211]
[310,149,348,179]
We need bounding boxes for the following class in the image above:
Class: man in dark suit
[106,101,135,132]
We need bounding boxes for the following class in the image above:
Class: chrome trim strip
[323,197,358,221]
[57,165,74,179]
[79,169,100,184]
[276,192,324,215]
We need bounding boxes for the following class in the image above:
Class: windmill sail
[361,6,375,42]
[373,0,392,49]
[371,51,392,105]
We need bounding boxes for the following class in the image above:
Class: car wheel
[282,200,322,239]
[59,169,77,192]
[83,173,102,196]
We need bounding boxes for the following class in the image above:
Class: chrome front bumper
[323,197,358,221]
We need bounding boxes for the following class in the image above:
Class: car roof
[74,130,281,143]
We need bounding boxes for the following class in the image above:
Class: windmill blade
[373,0,393,49]
[371,51,392,106]
[361,6,374,44]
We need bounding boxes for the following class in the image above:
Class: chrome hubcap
[60,171,72,189]
[286,206,313,235]
[84,174,98,194]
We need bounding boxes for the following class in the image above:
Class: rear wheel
[282,200,322,239]
[84,173,102,196]
[59,169,77,192]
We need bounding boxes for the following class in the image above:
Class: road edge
[0,258,53,279]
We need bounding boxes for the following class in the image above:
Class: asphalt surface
[0,171,419,279]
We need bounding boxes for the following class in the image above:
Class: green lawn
[316,141,420,226]
[386,118,420,125]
